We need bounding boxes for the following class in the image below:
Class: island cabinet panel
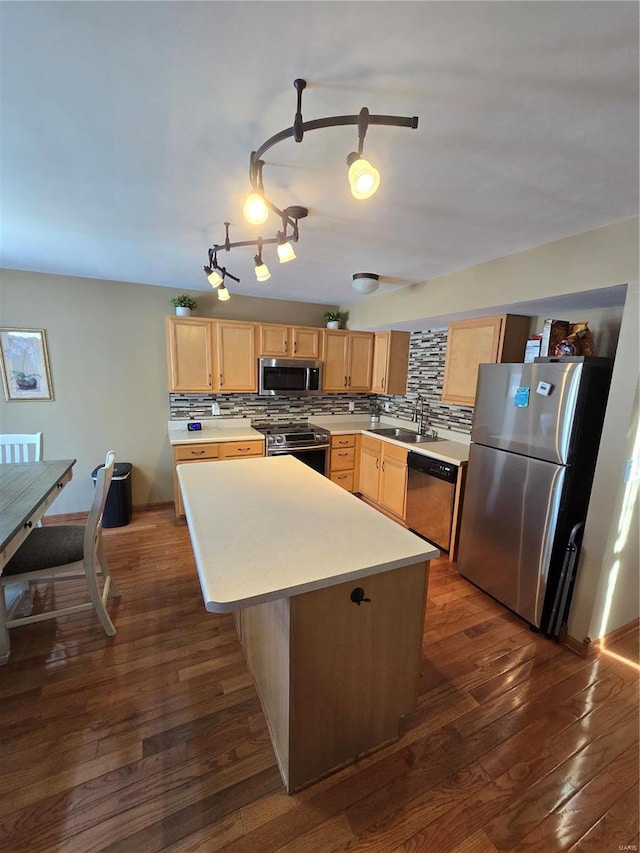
[238,561,428,793]
[441,314,531,407]
[257,324,321,358]
[371,331,411,395]
[165,316,215,392]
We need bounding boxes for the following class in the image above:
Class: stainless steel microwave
[258,358,323,396]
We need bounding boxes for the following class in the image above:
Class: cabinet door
[165,317,214,392]
[292,327,320,359]
[380,453,407,519]
[359,440,381,502]
[258,324,289,357]
[215,322,257,392]
[322,331,349,391]
[441,317,504,407]
[371,333,391,394]
[347,332,374,391]
[442,315,530,406]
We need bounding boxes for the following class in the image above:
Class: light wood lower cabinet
[329,434,359,492]
[358,436,408,520]
[172,440,264,517]
[358,435,408,519]
[237,560,428,792]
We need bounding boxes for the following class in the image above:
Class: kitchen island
[177,455,438,792]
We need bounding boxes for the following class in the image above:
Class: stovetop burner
[254,421,330,450]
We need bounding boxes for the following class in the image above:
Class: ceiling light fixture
[352,272,380,295]
[254,237,271,282]
[202,80,418,288]
[203,246,239,300]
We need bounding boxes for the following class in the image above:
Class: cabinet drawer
[382,442,408,464]
[219,440,264,458]
[331,435,356,449]
[174,443,220,461]
[330,471,354,491]
[330,447,355,471]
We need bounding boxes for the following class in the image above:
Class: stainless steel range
[255,422,330,476]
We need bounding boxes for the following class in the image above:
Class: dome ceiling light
[352,273,380,295]
[202,79,419,299]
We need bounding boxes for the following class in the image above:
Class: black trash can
[91,462,132,528]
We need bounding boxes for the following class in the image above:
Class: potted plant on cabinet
[323,311,342,329]
[170,294,197,316]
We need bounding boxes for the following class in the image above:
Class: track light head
[243,191,269,225]
[217,284,231,301]
[204,266,224,288]
[276,230,296,263]
[347,152,380,200]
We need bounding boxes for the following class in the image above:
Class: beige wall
[0,269,335,514]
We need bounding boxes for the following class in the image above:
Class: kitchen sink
[366,427,442,443]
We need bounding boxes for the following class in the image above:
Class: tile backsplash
[169,328,473,434]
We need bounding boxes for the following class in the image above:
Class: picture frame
[0,328,55,402]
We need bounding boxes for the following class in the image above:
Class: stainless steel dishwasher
[405,452,458,552]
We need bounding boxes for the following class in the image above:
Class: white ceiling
[1,2,638,306]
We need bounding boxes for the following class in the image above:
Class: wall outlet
[211,402,220,416]
[384,401,391,412]
[623,457,640,482]
[348,402,355,412]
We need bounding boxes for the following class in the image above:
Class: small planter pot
[326,321,340,329]
[175,307,192,316]
[370,415,380,425]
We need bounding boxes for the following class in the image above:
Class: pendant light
[217,284,230,301]
[276,219,296,263]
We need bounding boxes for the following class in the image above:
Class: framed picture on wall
[0,328,55,401]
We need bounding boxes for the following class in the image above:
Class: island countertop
[177,455,438,612]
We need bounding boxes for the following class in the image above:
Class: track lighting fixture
[276,216,296,263]
[203,245,239,300]
[243,191,269,226]
[352,272,380,295]
[254,238,271,281]
[202,80,418,291]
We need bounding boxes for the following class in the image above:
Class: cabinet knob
[350,587,371,606]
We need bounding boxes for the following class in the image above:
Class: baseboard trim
[592,618,639,653]
[44,501,173,525]
[564,618,640,659]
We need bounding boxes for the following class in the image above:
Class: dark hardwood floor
[0,506,637,852]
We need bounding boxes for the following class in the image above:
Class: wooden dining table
[0,459,76,572]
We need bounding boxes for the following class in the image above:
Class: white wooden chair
[0,450,121,664]
[0,433,44,463]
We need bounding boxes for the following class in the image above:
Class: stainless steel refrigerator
[457,356,612,638]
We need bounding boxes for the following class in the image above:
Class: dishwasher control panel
[407,452,457,483]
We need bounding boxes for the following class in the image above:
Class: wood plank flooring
[0,506,637,852]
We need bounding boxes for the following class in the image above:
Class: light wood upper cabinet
[165,316,215,392]
[371,331,411,395]
[441,314,531,407]
[258,324,320,359]
[215,321,257,392]
[322,330,374,392]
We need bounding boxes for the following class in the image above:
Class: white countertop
[168,417,264,445]
[309,416,471,466]
[178,455,438,613]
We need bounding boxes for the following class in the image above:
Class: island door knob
[350,587,371,606]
